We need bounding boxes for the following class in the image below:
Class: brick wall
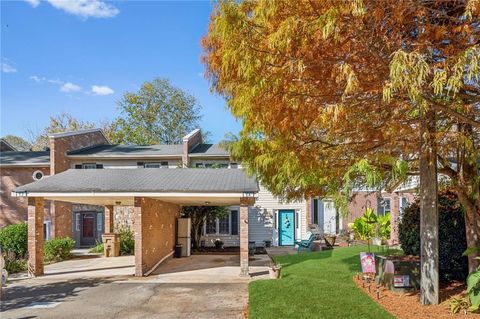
[0,167,51,227]
[134,197,180,276]
[49,130,108,174]
[345,191,415,243]
[48,130,108,238]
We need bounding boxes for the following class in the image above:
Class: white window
[206,218,216,234]
[75,213,80,231]
[144,162,168,168]
[378,197,391,216]
[97,213,103,232]
[218,215,230,234]
[204,211,239,235]
[44,221,51,240]
[83,163,97,169]
[399,197,409,220]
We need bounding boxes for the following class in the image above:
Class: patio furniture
[296,233,316,252]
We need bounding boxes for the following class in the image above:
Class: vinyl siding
[250,185,308,246]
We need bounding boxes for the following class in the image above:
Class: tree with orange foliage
[203,0,479,305]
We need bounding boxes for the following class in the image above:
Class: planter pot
[324,235,337,247]
[269,265,282,279]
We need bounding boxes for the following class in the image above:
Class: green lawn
[249,246,395,319]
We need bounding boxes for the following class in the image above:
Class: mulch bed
[353,276,480,318]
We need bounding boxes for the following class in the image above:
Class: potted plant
[214,239,224,250]
[352,208,377,252]
[269,264,282,279]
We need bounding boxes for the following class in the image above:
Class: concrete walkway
[2,254,270,319]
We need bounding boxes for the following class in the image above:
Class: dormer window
[144,162,168,168]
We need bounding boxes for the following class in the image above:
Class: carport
[12,168,258,278]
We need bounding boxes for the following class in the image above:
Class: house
[0,138,17,152]
[1,128,416,258]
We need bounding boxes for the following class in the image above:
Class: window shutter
[313,199,318,224]
[96,164,103,169]
[137,162,144,168]
[75,164,82,169]
[231,210,239,235]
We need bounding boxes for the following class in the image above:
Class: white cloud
[90,85,114,96]
[47,78,63,85]
[46,0,119,19]
[60,82,82,93]
[29,75,45,82]
[2,62,17,73]
[24,0,40,7]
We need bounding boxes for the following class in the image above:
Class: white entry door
[323,201,337,235]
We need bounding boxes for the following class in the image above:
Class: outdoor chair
[296,233,316,252]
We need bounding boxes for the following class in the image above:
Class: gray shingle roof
[0,151,50,166]
[189,144,230,157]
[14,168,258,194]
[67,144,184,157]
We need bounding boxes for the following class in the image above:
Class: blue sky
[1,0,241,143]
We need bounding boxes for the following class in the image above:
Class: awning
[12,168,258,206]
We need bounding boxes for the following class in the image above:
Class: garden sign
[360,252,376,274]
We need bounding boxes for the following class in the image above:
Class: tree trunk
[453,122,480,273]
[419,109,439,305]
[460,196,480,272]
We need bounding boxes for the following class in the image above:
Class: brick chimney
[182,129,202,167]
[48,128,109,238]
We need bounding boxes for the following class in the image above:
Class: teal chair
[296,233,316,252]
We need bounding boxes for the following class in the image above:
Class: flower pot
[269,265,282,279]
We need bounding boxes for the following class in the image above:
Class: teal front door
[279,210,295,246]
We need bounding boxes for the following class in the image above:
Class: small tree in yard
[181,206,228,250]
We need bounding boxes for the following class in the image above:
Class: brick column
[51,201,72,238]
[239,197,251,277]
[105,205,114,234]
[133,197,144,277]
[28,197,44,277]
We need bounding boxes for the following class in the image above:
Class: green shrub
[89,242,104,253]
[0,223,28,257]
[118,227,134,255]
[5,258,27,273]
[399,190,468,280]
[44,237,75,262]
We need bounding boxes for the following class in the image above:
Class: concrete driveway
[2,254,269,319]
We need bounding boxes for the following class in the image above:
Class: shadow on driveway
[1,278,113,312]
